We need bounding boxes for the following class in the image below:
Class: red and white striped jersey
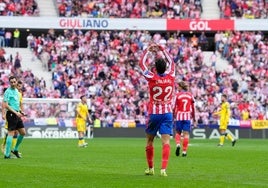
[139,47,175,115]
[174,91,195,121]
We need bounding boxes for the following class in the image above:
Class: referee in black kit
[2,76,26,159]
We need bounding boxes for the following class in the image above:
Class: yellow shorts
[76,118,86,132]
[219,121,228,130]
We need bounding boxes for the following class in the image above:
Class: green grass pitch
[0,138,267,188]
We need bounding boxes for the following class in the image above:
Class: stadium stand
[3,47,52,88]
[0,0,267,126]
[201,0,219,18]
[218,0,268,19]
[56,0,203,19]
[0,0,39,16]
[35,0,57,17]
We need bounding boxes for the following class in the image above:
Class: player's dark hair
[178,81,188,91]
[155,58,166,74]
[80,95,86,100]
[9,75,17,81]
[222,94,227,98]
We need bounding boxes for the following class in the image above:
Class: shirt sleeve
[139,49,154,79]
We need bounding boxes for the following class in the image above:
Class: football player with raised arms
[139,43,175,177]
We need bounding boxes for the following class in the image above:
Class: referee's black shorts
[6,111,24,131]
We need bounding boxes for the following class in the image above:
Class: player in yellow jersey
[1,95,7,154]
[1,80,24,155]
[241,108,250,120]
[76,95,92,147]
[213,94,236,147]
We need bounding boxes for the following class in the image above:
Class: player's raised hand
[148,44,159,52]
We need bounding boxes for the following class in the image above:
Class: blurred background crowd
[0,0,268,126]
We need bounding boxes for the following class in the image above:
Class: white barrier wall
[0,17,268,31]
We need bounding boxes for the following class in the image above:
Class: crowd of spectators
[0,0,39,16]
[218,0,268,19]
[57,0,203,19]
[0,28,22,48]
[1,29,268,126]
[56,0,267,20]
[1,0,268,19]
[214,30,268,121]
[2,0,268,19]
[0,0,268,126]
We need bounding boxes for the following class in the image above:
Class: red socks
[183,136,189,152]
[146,145,154,168]
[146,144,171,169]
[175,133,181,146]
[161,144,170,169]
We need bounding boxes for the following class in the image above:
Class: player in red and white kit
[173,81,196,157]
[139,43,175,177]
